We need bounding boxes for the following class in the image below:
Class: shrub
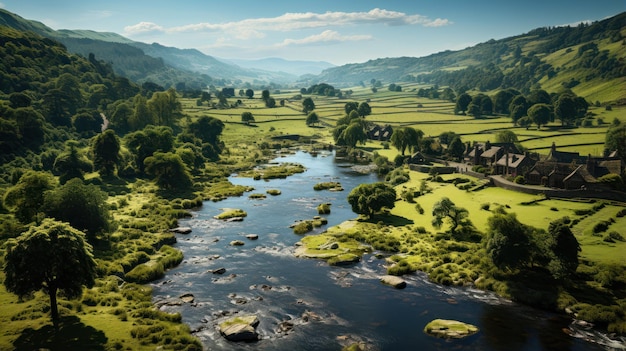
[603,231,625,243]
[481,203,490,211]
[388,260,415,276]
[313,182,342,191]
[415,203,424,215]
[125,261,165,283]
[592,201,606,211]
[317,203,331,214]
[592,220,611,234]
[293,221,313,234]
[266,189,281,196]
[513,175,526,184]
[401,189,415,203]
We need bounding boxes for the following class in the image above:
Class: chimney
[486,140,491,150]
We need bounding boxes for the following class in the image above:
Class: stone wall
[490,176,626,203]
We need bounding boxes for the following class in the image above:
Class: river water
[153,150,621,351]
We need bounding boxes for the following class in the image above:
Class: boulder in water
[380,275,407,289]
[423,319,479,339]
[219,315,260,341]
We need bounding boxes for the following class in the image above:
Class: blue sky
[1,0,624,65]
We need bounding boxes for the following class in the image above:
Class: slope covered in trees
[309,12,626,104]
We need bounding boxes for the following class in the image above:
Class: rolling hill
[306,12,626,104]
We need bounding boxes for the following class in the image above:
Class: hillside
[0,9,294,88]
[308,12,626,104]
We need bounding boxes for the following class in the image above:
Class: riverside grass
[1,87,625,349]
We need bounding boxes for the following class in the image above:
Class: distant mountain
[224,57,335,76]
[129,42,298,83]
[306,12,626,104]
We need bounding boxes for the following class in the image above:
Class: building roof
[495,153,528,168]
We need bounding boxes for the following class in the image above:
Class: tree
[518,116,533,130]
[92,129,121,176]
[485,213,533,271]
[547,218,580,280]
[341,122,367,148]
[302,97,315,114]
[3,171,56,224]
[129,94,153,131]
[185,115,224,157]
[241,111,255,125]
[53,140,93,184]
[344,102,358,115]
[347,182,396,218]
[527,89,551,106]
[144,152,193,190]
[4,219,96,323]
[493,89,520,115]
[124,125,174,174]
[495,130,518,143]
[148,88,182,127]
[43,178,112,241]
[527,103,552,129]
[391,127,423,156]
[605,124,626,162]
[509,95,528,124]
[245,89,254,99]
[109,102,133,134]
[261,90,270,102]
[357,102,371,117]
[431,197,468,234]
[554,94,577,126]
[447,137,465,161]
[306,112,320,126]
[455,93,472,114]
[265,97,276,108]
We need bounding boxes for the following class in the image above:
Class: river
[152,150,621,351]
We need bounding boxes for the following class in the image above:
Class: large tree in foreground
[347,182,396,218]
[3,219,96,323]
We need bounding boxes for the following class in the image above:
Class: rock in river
[245,234,259,240]
[379,275,407,289]
[170,226,192,234]
[230,240,245,246]
[219,315,260,341]
[423,319,479,339]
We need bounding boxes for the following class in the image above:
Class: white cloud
[277,30,372,47]
[124,21,165,35]
[125,8,450,36]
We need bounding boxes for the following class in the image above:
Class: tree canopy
[390,127,423,155]
[92,129,121,176]
[3,170,56,223]
[42,178,112,241]
[347,182,396,218]
[431,197,469,234]
[485,213,534,271]
[306,112,320,126]
[144,152,193,190]
[3,219,97,322]
[302,97,315,114]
